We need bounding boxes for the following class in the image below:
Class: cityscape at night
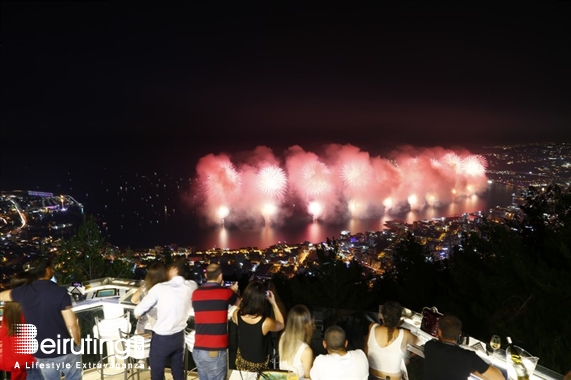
[1,1,570,379]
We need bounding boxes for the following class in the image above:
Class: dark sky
[1,1,570,161]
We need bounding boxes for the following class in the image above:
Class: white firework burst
[257,166,287,198]
[301,161,333,197]
[206,162,242,201]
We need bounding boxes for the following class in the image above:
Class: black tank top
[238,315,269,363]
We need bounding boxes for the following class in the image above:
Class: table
[400,314,551,380]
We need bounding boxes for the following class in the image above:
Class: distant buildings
[2,142,569,289]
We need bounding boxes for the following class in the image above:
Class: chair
[184,328,198,379]
[93,312,132,380]
[103,303,126,319]
[118,330,151,380]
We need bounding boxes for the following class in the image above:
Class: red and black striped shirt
[191,282,238,351]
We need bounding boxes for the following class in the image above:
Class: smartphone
[223,281,234,287]
[265,290,270,297]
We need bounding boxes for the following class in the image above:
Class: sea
[110,182,519,250]
[0,142,520,251]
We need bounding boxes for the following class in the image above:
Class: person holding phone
[231,281,285,372]
[192,264,240,380]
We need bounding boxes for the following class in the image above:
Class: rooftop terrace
[3,277,561,380]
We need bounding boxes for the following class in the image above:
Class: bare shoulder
[367,321,377,333]
[403,328,418,344]
[301,344,314,363]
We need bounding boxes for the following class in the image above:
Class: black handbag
[420,306,443,337]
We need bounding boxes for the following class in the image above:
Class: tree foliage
[441,185,571,374]
[274,244,373,312]
[54,215,134,283]
[379,232,447,312]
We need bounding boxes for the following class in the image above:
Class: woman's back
[233,281,284,372]
[133,262,166,334]
[279,339,309,379]
[278,304,314,379]
[367,324,406,374]
[236,315,270,370]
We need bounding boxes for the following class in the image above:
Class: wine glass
[490,335,501,356]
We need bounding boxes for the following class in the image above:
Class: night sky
[1,1,570,171]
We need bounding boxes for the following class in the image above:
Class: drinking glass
[490,335,501,356]
[287,370,299,380]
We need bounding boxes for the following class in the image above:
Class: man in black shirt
[423,314,504,380]
[0,257,82,380]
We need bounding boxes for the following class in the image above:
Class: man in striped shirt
[191,263,240,380]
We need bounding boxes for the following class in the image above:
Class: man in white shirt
[310,325,369,380]
[134,259,197,380]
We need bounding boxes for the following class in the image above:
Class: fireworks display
[192,144,488,225]
[257,166,287,198]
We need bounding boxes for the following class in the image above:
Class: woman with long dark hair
[231,281,284,372]
[365,301,418,380]
[132,261,167,334]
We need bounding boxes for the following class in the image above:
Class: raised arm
[134,286,158,318]
[230,282,241,306]
[131,286,143,304]
[231,307,239,325]
[262,290,284,334]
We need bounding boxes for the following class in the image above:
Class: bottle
[506,336,530,380]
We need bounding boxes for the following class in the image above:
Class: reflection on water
[196,183,519,250]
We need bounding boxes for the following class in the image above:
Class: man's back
[310,349,369,380]
[11,279,73,358]
[137,276,196,335]
[192,282,237,350]
[423,339,489,380]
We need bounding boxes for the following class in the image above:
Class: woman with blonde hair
[365,300,418,380]
[278,304,314,379]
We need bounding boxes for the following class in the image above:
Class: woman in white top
[279,304,314,379]
[365,301,418,380]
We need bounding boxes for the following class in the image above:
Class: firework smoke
[191,144,488,225]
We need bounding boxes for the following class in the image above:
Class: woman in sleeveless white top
[279,340,310,379]
[365,301,418,380]
[278,305,314,379]
[367,324,406,374]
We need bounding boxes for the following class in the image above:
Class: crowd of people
[1,257,565,380]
